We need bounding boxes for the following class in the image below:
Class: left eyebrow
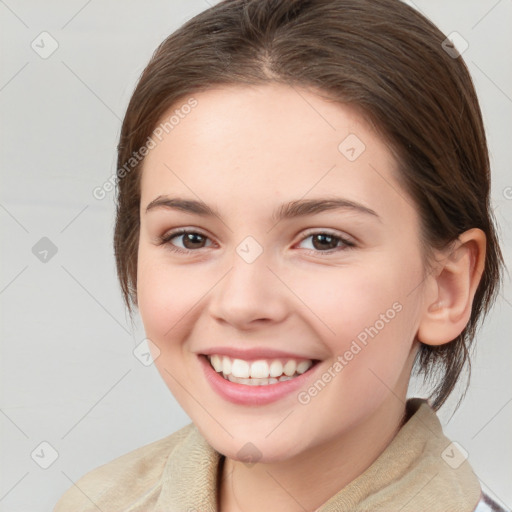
[145,196,381,223]
[272,198,381,223]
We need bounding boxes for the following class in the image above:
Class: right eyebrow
[145,196,216,216]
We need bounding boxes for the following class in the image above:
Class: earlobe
[416,228,486,347]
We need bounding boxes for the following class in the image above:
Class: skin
[136,83,486,511]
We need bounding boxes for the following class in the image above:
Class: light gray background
[0,1,511,510]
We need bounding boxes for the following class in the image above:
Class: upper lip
[199,346,318,361]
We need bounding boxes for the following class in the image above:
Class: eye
[297,231,355,253]
[158,228,355,255]
[158,229,213,253]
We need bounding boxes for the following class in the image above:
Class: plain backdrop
[1,1,511,510]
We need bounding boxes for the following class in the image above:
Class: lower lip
[199,355,317,406]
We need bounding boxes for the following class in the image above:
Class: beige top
[54,399,483,511]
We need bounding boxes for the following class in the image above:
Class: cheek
[136,252,222,343]
[290,257,420,389]
[136,255,201,399]
[136,253,192,341]
[137,261,172,335]
[289,259,415,342]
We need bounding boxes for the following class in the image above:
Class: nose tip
[207,250,288,329]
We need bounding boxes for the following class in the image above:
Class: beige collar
[154,398,481,511]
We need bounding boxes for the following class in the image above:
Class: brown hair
[114,0,504,409]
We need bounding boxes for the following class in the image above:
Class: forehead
[139,84,414,225]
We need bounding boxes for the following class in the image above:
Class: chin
[203,428,305,464]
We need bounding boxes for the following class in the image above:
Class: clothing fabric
[54,398,507,511]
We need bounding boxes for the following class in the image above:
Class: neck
[219,393,407,512]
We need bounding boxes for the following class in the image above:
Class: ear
[416,228,486,346]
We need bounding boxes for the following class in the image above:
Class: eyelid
[296,227,355,245]
[160,226,210,240]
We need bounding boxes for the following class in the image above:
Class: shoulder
[53,423,196,512]
[473,492,511,512]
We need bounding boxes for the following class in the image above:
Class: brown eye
[159,229,213,252]
[311,234,339,251]
[297,232,355,253]
[180,232,207,249]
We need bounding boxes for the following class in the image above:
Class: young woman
[55,0,508,510]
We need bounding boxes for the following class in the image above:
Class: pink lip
[199,346,315,362]
[199,355,318,406]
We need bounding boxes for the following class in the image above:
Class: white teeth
[297,360,313,374]
[283,360,297,376]
[269,360,283,377]
[208,354,315,386]
[222,356,232,376]
[228,375,279,385]
[231,359,250,378]
[211,354,223,372]
[250,360,269,378]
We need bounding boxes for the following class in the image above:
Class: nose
[208,250,289,330]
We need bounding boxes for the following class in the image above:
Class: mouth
[205,354,318,386]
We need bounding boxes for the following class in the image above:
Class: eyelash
[157,228,356,256]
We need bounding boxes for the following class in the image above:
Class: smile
[207,355,314,386]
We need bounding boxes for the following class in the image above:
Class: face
[137,83,429,463]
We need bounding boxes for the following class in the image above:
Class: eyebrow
[145,196,381,223]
